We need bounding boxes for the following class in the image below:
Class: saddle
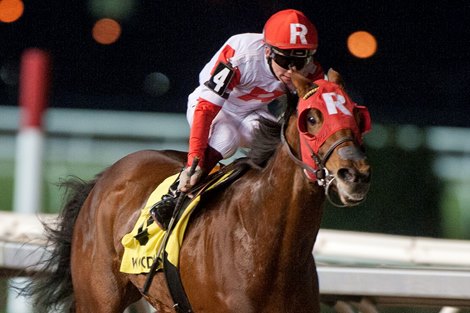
[171,157,250,226]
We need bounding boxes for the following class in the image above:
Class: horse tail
[21,175,99,312]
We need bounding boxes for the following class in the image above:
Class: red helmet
[263,9,318,50]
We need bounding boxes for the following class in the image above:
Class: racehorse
[25,69,371,313]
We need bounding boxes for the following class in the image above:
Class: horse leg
[71,242,142,313]
[71,201,142,312]
[73,278,139,313]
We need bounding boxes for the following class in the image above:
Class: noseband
[280,120,362,207]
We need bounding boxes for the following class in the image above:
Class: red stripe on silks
[210,44,241,90]
[19,49,51,129]
[210,44,235,75]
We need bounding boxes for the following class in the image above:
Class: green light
[88,0,136,20]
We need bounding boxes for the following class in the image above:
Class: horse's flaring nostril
[338,167,371,184]
[337,168,355,182]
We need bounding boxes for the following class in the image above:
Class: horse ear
[327,68,345,90]
[291,69,317,99]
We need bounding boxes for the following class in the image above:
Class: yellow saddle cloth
[120,168,237,274]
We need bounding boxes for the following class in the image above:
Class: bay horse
[25,69,371,313]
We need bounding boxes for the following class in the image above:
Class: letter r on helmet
[290,23,308,45]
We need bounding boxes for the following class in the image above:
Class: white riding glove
[177,165,203,193]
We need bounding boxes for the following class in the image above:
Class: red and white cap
[263,9,318,50]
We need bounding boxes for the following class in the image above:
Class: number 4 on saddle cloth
[119,159,249,275]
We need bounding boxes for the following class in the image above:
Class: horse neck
[242,140,325,262]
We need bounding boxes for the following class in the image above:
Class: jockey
[153,9,325,229]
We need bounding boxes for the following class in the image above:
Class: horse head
[287,68,371,206]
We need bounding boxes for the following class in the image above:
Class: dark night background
[1,1,470,242]
[1,0,469,127]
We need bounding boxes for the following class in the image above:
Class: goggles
[270,46,315,70]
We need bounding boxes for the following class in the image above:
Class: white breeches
[187,92,275,159]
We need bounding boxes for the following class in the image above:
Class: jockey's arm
[187,54,240,169]
[178,98,221,193]
[187,99,222,169]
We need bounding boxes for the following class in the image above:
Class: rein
[280,120,358,207]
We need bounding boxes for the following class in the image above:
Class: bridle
[280,119,362,207]
[276,75,370,207]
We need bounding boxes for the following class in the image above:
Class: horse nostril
[338,168,371,183]
[337,168,355,182]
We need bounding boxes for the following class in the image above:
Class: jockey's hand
[177,165,203,193]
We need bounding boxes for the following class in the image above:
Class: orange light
[347,31,377,59]
[92,18,122,45]
[0,0,24,23]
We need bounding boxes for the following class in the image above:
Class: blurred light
[364,124,389,149]
[0,0,24,23]
[92,18,122,45]
[426,127,470,153]
[88,0,136,20]
[396,125,424,150]
[143,72,170,96]
[0,62,19,86]
[347,31,377,59]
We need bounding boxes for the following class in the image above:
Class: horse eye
[307,116,317,124]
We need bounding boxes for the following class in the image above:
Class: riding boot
[150,175,180,230]
[204,145,223,174]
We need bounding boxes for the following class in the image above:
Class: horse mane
[247,92,298,167]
